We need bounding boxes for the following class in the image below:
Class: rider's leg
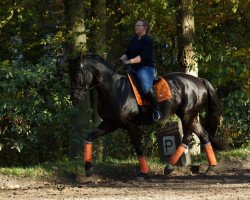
[146,87,162,121]
[136,66,162,122]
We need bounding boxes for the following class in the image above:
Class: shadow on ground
[50,160,250,188]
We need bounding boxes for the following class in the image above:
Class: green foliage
[0,0,69,165]
[194,0,249,148]
[101,125,159,160]
[221,90,249,147]
[0,0,65,62]
[0,59,72,165]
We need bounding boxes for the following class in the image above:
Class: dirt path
[0,160,249,200]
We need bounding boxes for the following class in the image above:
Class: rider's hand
[122,59,131,65]
[115,59,131,69]
[115,59,130,74]
[115,59,124,67]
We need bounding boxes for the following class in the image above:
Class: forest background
[0,0,249,165]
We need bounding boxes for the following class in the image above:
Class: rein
[70,82,103,93]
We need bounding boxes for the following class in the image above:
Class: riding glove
[122,60,131,65]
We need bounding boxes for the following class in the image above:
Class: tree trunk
[176,0,198,76]
[64,0,87,53]
[176,0,200,156]
[87,0,106,55]
[106,0,123,62]
[64,0,92,159]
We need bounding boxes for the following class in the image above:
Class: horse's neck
[95,73,125,97]
[90,58,129,96]
[94,61,114,78]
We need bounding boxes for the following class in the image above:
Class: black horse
[68,54,222,177]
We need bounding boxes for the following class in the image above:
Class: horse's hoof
[85,162,94,177]
[85,167,94,177]
[136,172,149,181]
[206,165,215,173]
[205,165,216,175]
[164,163,174,175]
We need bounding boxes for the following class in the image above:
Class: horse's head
[68,55,94,103]
[68,54,116,103]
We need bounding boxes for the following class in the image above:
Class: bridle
[70,60,117,94]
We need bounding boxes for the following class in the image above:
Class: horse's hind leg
[126,123,149,179]
[164,114,195,175]
[164,116,218,175]
[84,121,117,176]
[191,117,217,173]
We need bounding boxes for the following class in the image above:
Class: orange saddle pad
[127,74,172,106]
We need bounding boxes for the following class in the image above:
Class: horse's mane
[81,53,116,71]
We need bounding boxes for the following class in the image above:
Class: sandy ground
[0,160,249,200]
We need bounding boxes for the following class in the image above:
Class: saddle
[127,73,172,106]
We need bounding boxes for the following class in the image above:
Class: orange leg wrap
[169,144,187,165]
[205,143,217,166]
[138,156,149,174]
[84,143,93,162]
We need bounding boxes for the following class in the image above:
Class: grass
[0,147,249,180]
[0,165,47,179]
[192,145,250,164]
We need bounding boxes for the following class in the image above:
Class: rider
[119,19,162,122]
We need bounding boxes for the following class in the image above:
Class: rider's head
[135,19,150,36]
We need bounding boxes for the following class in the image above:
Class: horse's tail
[201,78,225,150]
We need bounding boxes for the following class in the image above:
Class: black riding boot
[146,87,162,122]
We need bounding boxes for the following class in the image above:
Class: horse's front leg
[84,121,117,176]
[126,123,149,179]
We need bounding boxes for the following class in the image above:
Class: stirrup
[152,110,162,122]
